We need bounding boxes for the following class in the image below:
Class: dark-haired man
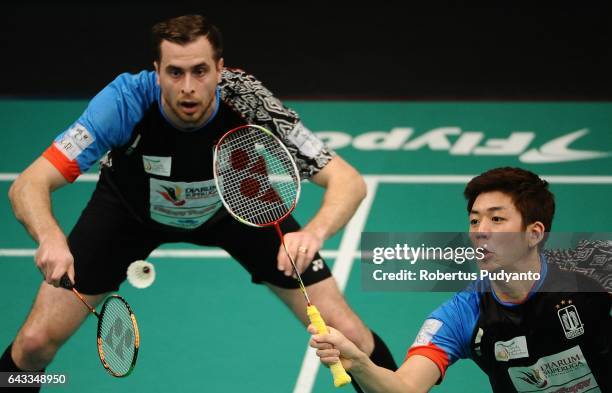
[310,167,611,392]
[1,14,396,392]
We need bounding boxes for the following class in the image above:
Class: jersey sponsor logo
[143,155,172,177]
[556,301,584,339]
[508,346,600,393]
[494,336,529,362]
[56,123,94,160]
[316,128,610,164]
[150,178,221,229]
[412,319,443,347]
[157,185,186,206]
[287,121,325,159]
[516,368,548,389]
[68,123,94,149]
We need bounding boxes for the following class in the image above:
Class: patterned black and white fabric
[544,240,612,292]
[220,68,336,179]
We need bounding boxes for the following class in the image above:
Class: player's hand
[308,325,366,371]
[35,229,75,288]
[277,229,323,276]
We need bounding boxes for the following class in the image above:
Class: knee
[14,328,60,369]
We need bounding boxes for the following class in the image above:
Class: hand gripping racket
[213,124,351,387]
[60,274,140,377]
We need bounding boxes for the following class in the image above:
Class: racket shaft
[72,289,99,317]
[274,224,311,304]
[307,305,352,387]
[60,274,99,317]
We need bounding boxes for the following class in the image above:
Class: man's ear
[527,221,546,248]
[217,57,224,83]
[154,61,160,85]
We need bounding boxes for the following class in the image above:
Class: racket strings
[217,127,299,225]
[99,297,137,376]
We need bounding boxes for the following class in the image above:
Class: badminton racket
[60,274,139,377]
[213,124,351,387]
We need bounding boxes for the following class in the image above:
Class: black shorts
[68,184,332,294]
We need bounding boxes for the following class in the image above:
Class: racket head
[97,295,140,377]
[213,124,301,227]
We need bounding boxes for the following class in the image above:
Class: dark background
[2,3,611,99]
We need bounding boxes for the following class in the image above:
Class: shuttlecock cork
[127,260,155,288]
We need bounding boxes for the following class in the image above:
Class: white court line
[292,177,379,393]
[369,174,612,184]
[0,173,100,182]
[2,173,612,184]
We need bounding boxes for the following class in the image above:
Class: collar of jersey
[157,86,221,132]
[489,254,548,307]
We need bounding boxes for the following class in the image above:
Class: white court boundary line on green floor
[292,177,378,393]
[2,173,612,183]
[2,173,612,392]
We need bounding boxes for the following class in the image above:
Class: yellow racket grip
[307,305,352,387]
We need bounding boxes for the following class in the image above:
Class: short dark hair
[152,14,223,62]
[464,167,556,232]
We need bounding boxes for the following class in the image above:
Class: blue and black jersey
[43,69,335,230]
[407,258,611,392]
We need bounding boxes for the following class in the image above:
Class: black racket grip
[60,274,74,289]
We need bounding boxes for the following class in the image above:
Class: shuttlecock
[127,260,156,289]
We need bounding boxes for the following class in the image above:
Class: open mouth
[479,246,493,260]
[179,101,199,114]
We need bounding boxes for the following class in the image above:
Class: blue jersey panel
[53,71,158,173]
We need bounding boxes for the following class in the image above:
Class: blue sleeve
[428,290,481,364]
[51,70,158,174]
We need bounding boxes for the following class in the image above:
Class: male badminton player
[309,168,611,392]
[1,14,396,392]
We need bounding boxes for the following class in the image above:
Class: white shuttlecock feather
[127,260,155,289]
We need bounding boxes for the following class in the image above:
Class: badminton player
[310,167,611,392]
[1,14,396,392]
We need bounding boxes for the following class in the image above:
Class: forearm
[305,160,366,240]
[310,325,438,393]
[349,357,417,393]
[9,175,64,244]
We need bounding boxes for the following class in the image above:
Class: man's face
[154,36,223,128]
[468,191,535,272]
